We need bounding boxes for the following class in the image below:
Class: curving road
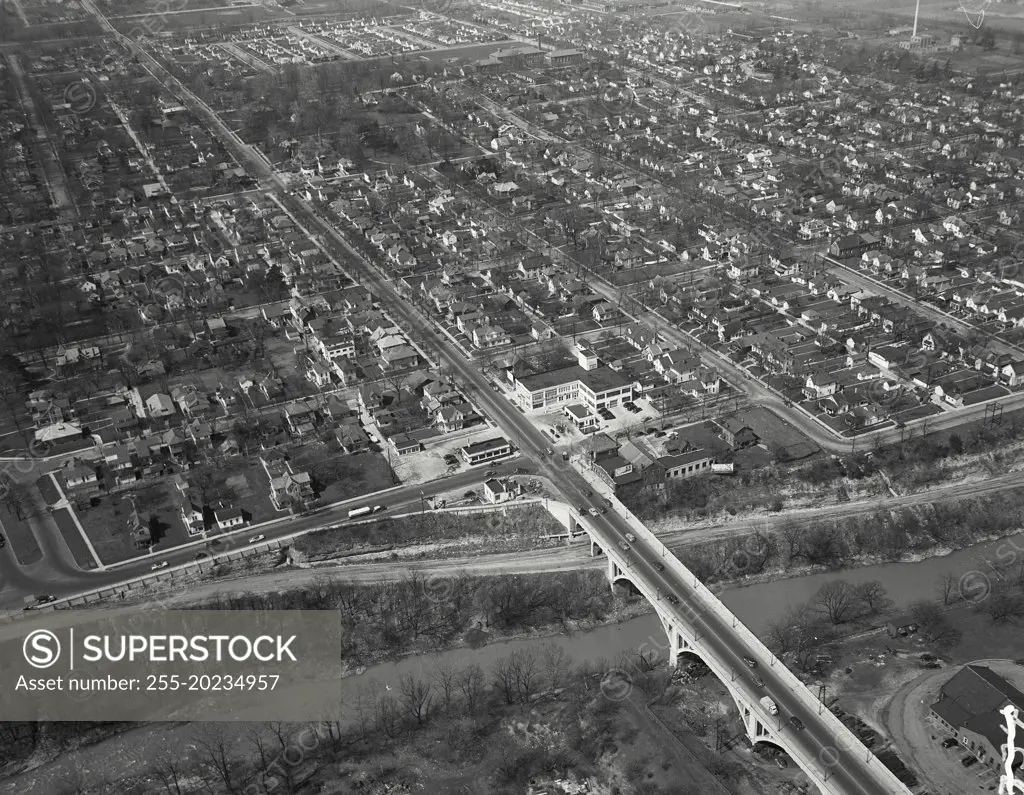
[0,458,532,609]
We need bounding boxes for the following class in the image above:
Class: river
[342,529,1024,699]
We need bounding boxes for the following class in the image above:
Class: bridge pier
[590,538,603,557]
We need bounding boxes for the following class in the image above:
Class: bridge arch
[654,606,782,749]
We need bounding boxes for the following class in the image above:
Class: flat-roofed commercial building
[513,365,634,412]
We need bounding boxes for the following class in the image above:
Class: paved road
[0,459,531,608]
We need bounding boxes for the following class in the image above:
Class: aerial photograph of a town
[3,0,1024,790]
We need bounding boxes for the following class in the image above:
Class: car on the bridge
[743,656,757,668]
[789,716,804,732]
[151,561,169,571]
[625,532,636,542]
[753,677,765,688]
[599,507,607,514]
[0,534,5,548]
[589,508,600,516]
[582,489,593,496]
[653,562,664,572]
[603,497,613,507]
[618,541,629,551]
[666,594,679,605]
[485,469,497,476]
[580,504,589,513]
[35,594,57,604]
[248,535,265,544]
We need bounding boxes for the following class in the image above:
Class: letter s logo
[23,630,61,669]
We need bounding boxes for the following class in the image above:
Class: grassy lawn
[75,481,191,564]
[0,505,42,566]
[51,507,96,569]
[216,460,278,524]
[740,405,818,454]
[295,445,396,503]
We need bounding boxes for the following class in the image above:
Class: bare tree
[935,572,959,606]
[910,601,962,649]
[458,664,485,715]
[853,580,892,616]
[398,673,433,726]
[541,643,572,692]
[374,692,401,739]
[245,725,273,777]
[767,604,832,670]
[977,590,1024,624]
[191,724,239,794]
[432,662,458,716]
[779,521,805,566]
[493,655,517,705]
[813,580,858,625]
[510,648,541,705]
[151,749,188,795]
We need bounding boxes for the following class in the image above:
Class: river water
[342,530,1024,699]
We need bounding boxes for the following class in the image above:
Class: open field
[0,506,42,566]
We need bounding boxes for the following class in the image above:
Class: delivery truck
[759,696,778,716]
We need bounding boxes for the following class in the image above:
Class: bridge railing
[604,500,914,795]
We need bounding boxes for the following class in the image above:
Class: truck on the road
[759,696,778,715]
[349,505,385,519]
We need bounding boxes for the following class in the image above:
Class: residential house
[716,418,759,449]
[214,506,246,531]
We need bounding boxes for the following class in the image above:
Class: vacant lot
[0,502,42,566]
[51,507,96,569]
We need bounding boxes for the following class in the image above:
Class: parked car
[961,756,977,768]
[941,738,958,749]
